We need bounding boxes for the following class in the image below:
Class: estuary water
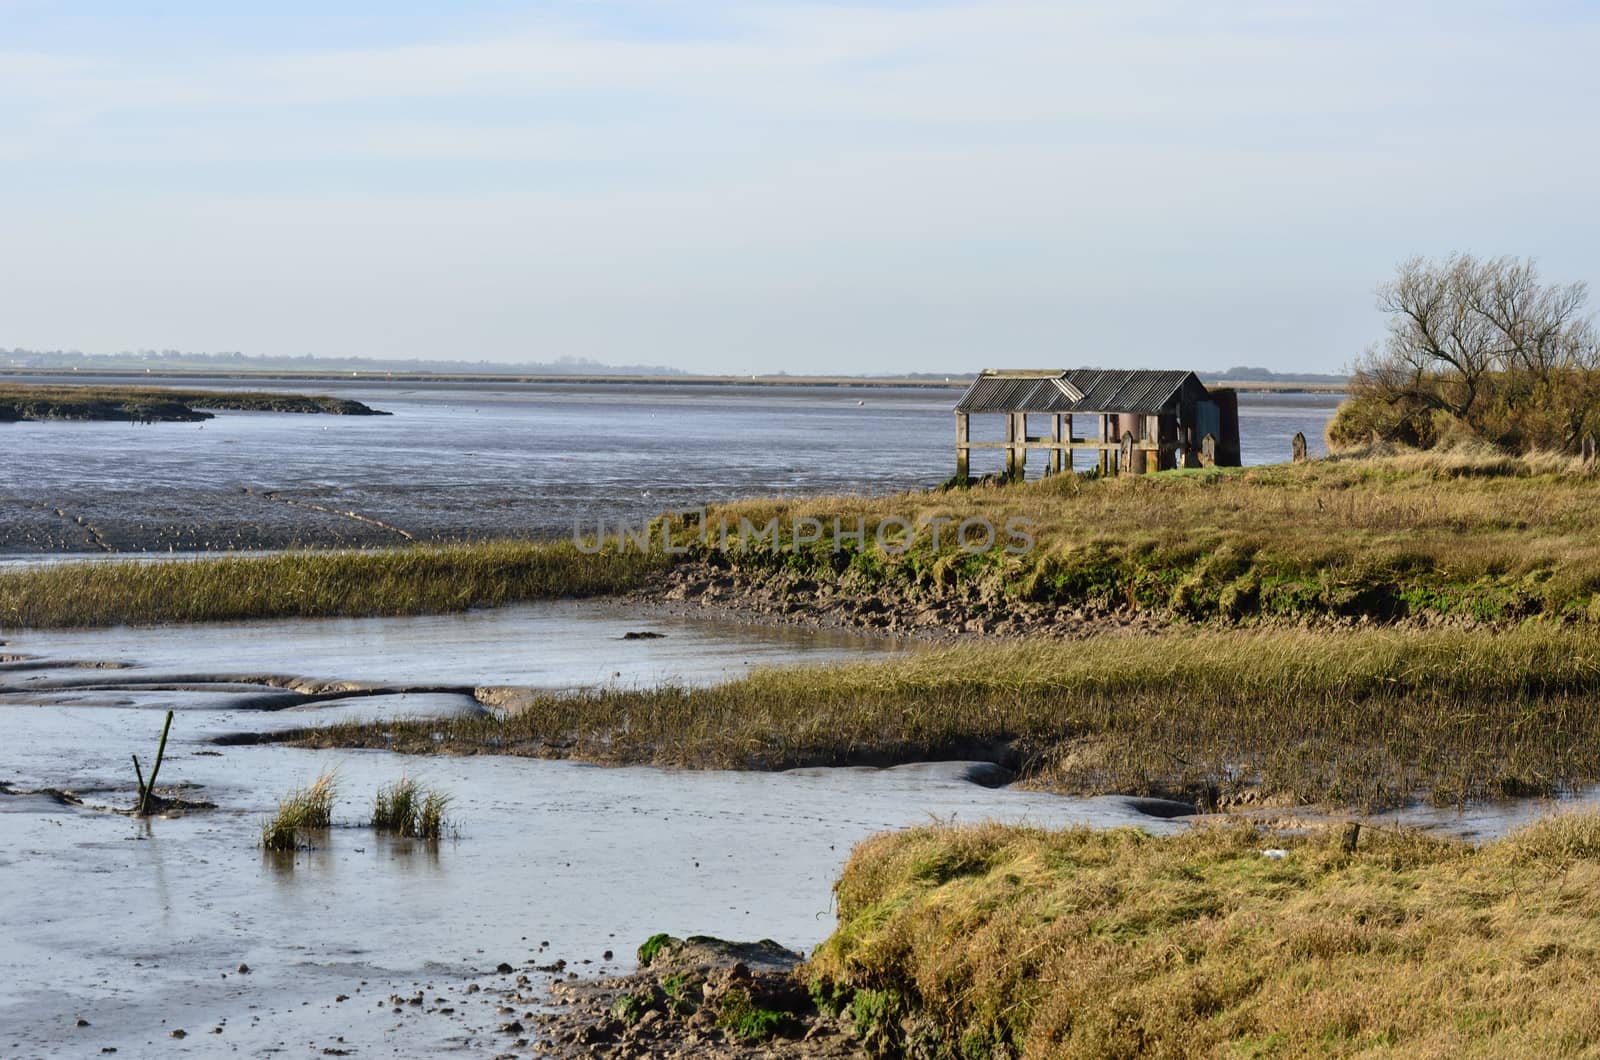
[0,376,1339,553]
[0,602,1182,1058]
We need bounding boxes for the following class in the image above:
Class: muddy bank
[640,553,1521,645]
[642,558,1166,642]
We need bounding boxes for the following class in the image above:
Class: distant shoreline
[0,382,387,423]
[0,367,1348,395]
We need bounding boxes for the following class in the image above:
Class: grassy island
[0,383,387,422]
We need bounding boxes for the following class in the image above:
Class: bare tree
[1334,255,1600,452]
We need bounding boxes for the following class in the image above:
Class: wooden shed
[953,368,1240,479]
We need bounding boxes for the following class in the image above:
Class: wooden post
[1583,432,1596,467]
[1065,413,1074,473]
[1340,822,1360,854]
[137,710,175,816]
[1098,416,1109,475]
[1200,433,1217,468]
[955,412,970,482]
[1007,412,1026,481]
[1119,431,1135,476]
[1292,431,1308,463]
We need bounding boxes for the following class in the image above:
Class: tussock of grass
[372,777,452,838]
[260,770,337,851]
[810,813,1600,1057]
[292,623,1600,811]
[0,540,666,629]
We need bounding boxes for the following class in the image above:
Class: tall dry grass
[810,812,1600,1057]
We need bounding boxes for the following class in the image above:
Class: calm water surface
[1,377,1339,553]
[0,603,1179,1057]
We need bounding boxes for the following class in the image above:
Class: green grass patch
[260,770,337,851]
[371,777,453,839]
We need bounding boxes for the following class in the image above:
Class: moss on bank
[809,814,1600,1057]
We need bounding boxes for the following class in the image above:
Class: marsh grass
[0,539,666,629]
[372,778,452,839]
[686,448,1600,626]
[260,770,338,851]
[290,623,1600,812]
[810,812,1600,1057]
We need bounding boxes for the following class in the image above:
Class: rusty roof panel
[955,369,1199,415]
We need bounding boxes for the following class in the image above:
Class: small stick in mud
[136,710,174,816]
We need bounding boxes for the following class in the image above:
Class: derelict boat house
[953,369,1241,480]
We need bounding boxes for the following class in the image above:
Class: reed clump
[372,777,452,839]
[260,770,338,851]
[287,622,1600,812]
[0,539,666,629]
[809,812,1600,1057]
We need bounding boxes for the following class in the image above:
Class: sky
[3,1,1598,375]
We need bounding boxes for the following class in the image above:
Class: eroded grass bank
[0,541,665,628]
[286,624,1600,811]
[681,447,1600,631]
[808,814,1600,1058]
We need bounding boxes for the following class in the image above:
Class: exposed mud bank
[641,558,1165,642]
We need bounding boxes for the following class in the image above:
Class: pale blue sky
[3,1,1598,374]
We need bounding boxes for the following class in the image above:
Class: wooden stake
[138,710,174,816]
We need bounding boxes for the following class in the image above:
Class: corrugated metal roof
[953,372,1082,413]
[954,369,1199,414]
[1062,369,1197,414]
